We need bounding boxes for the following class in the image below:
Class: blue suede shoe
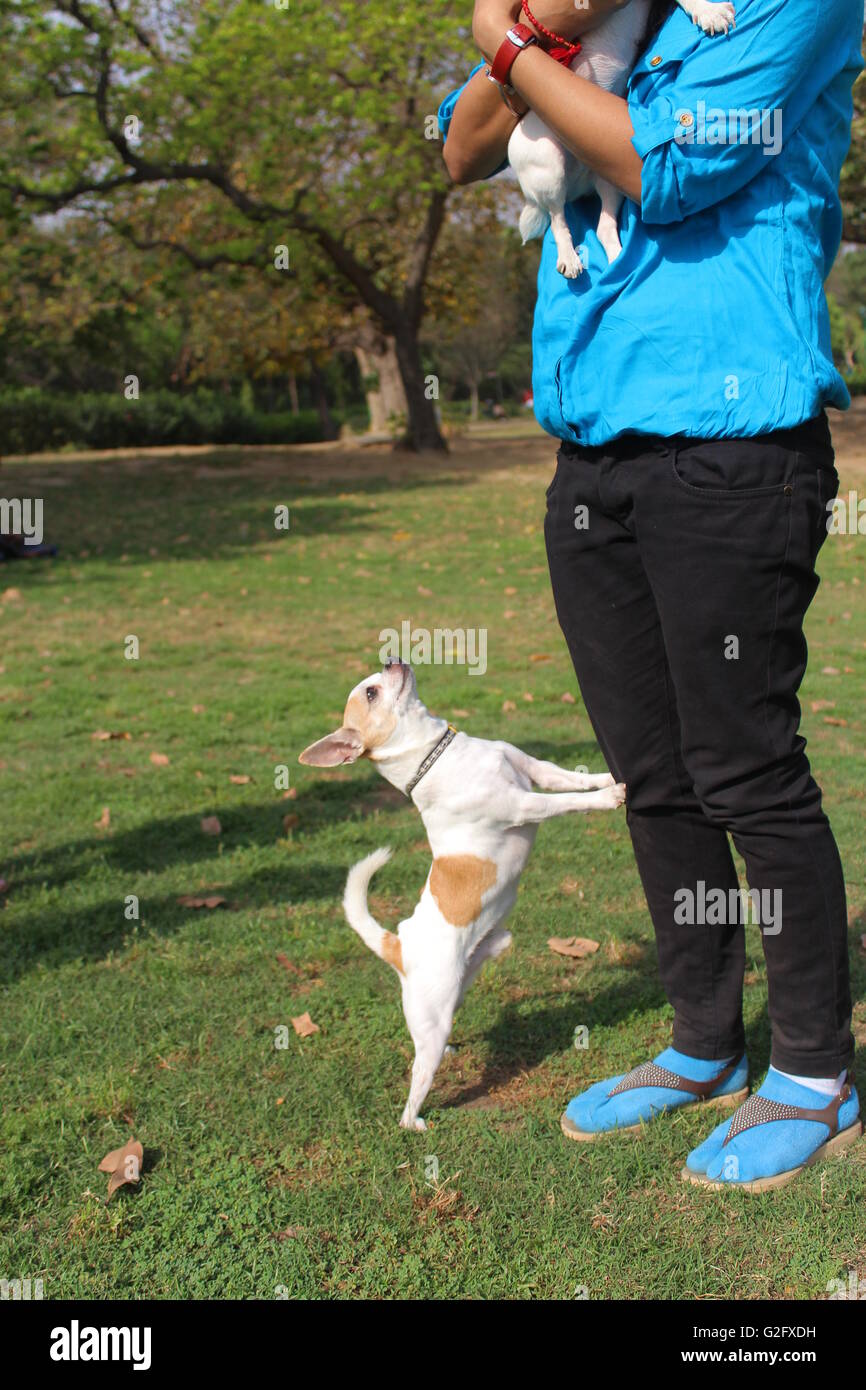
[560,1048,749,1142]
[682,1071,863,1192]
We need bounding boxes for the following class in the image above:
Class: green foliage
[0,388,323,454]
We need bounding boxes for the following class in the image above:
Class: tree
[0,0,479,449]
[423,219,538,418]
[840,21,866,245]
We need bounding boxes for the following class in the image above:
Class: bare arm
[444,0,642,199]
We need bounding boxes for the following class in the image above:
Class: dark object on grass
[0,534,57,561]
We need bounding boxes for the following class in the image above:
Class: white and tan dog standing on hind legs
[509,0,735,276]
[299,659,626,1131]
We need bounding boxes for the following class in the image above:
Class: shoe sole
[560,1084,750,1142]
[681,1119,864,1192]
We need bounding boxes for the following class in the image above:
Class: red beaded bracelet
[521,0,582,65]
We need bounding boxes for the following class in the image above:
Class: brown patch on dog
[342,690,397,753]
[381,930,404,975]
[429,855,497,927]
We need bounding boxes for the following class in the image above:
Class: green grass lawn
[1,421,865,1300]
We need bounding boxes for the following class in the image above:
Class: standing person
[439,0,864,1191]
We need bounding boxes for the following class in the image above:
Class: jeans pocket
[812,457,841,548]
[546,457,562,501]
[671,438,797,500]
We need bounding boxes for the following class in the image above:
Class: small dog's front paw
[557,249,583,279]
[596,782,627,809]
[691,1,735,34]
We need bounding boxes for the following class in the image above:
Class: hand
[472,0,522,63]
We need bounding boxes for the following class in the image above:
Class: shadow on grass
[0,779,413,984]
[5,460,493,583]
[439,977,669,1111]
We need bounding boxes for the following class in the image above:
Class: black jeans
[544,413,853,1076]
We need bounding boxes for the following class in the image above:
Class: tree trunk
[468,378,479,423]
[309,364,339,441]
[354,337,408,434]
[288,372,300,414]
[393,327,447,452]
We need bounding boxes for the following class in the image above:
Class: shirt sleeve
[630,0,857,225]
[438,61,509,177]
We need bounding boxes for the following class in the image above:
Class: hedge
[0,388,324,455]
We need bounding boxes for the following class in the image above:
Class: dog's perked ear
[298,726,365,767]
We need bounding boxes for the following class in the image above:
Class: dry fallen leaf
[192,704,206,714]
[823,717,848,727]
[810,700,835,712]
[150,752,170,766]
[548,936,600,960]
[452,709,469,719]
[98,1138,143,1197]
[95,807,110,830]
[276,952,301,976]
[530,653,552,663]
[502,700,517,713]
[417,585,433,597]
[292,1012,320,1037]
[822,666,840,676]
[201,816,221,836]
[177,894,227,909]
[561,692,576,704]
[91,730,131,741]
[282,813,300,832]
[3,588,22,602]
[229,774,251,784]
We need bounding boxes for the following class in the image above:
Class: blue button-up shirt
[438,0,863,444]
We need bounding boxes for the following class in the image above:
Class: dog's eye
[366,686,378,703]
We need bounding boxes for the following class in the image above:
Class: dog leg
[549,205,584,279]
[507,784,626,825]
[399,987,457,1132]
[400,1021,452,1133]
[595,178,624,264]
[457,927,513,1008]
[504,746,615,793]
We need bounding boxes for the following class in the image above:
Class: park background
[0,0,865,1301]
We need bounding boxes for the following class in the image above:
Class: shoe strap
[608,1058,738,1099]
[723,1083,852,1146]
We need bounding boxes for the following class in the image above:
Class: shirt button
[679,112,694,127]
[650,55,662,66]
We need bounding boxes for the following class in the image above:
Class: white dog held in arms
[299,659,625,1131]
[509,0,735,276]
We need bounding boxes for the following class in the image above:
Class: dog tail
[343,847,404,975]
[519,201,549,244]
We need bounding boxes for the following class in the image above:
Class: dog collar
[405,725,458,798]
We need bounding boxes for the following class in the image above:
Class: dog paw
[591,772,616,789]
[691,1,735,34]
[399,1113,427,1132]
[595,781,626,809]
[557,250,583,278]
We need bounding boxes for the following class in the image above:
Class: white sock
[771,1066,847,1097]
